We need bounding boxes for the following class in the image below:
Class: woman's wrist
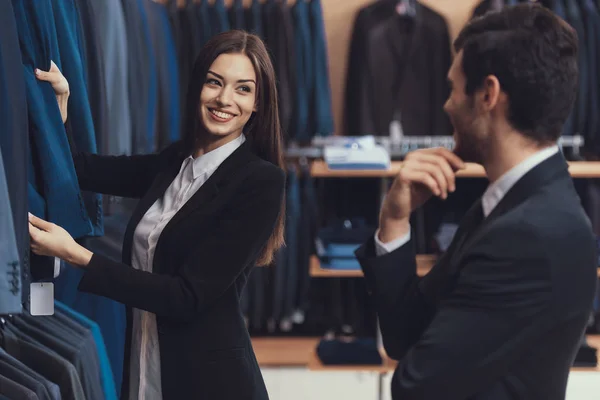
[66,242,93,268]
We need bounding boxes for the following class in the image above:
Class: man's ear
[481,75,501,111]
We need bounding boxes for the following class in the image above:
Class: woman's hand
[29,213,93,267]
[35,61,70,123]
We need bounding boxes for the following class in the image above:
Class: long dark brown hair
[181,30,285,266]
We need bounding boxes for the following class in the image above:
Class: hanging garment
[0,149,21,314]
[3,322,86,400]
[0,0,30,304]
[55,301,118,400]
[344,1,451,137]
[11,0,93,240]
[292,0,312,143]
[50,0,103,237]
[229,0,246,29]
[120,0,156,154]
[72,0,109,156]
[0,347,60,400]
[144,0,180,150]
[309,0,334,136]
[86,0,132,156]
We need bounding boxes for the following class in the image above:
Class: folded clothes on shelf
[324,136,390,170]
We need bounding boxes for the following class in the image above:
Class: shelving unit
[310,255,600,278]
[309,255,437,278]
[311,160,600,179]
[251,335,600,372]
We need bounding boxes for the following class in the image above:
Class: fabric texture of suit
[145,0,180,149]
[120,0,152,154]
[55,300,118,400]
[51,0,103,237]
[12,315,103,400]
[355,153,597,399]
[0,0,30,303]
[87,0,132,156]
[11,0,92,240]
[3,322,86,400]
[565,0,589,137]
[0,374,38,400]
[309,0,334,136]
[0,143,22,314]
[72,140,284,399]
[72,0,109,157]
[0,348,58,400]
[292,0,312,142]
[263,0,296,142]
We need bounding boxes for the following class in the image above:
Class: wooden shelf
[310,160,600,179]
[310,255,600,278]
[253,336,600,372]
[310,254,436,278]
[252,337,320,367]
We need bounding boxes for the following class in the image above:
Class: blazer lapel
[151,140,256,272]
[449,152,570,270]
[121,160,184,265]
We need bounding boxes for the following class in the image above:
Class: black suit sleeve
[355,237,435,359]
[77,164,285,322]
[357,230,553,400]
[66,117,182,198]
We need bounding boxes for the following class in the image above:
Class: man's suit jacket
[72,139,284,399]
[356,153,597,400]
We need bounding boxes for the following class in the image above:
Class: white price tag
[30,282,54,316]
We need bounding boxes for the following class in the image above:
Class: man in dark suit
[355,4,598,400]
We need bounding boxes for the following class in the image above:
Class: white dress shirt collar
[481,145,560,217]
[187,134,246,180]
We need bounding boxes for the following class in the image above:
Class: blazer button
[157,323,164,334]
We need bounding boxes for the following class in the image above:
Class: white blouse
[128,134,246,400]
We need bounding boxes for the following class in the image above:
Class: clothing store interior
[2,0,600,399]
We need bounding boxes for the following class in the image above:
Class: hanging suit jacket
[344,1,451,137]
[565,0,589,138]
[0,0,26,312]
[51,0,103,237]
[0,149,21,314]
[11,0,93,285]
[144,0,180,150]
[309,0,334,136]
[87,0,132,156]
[72,140,284,399]
[355,153,597,399]
[292,0,312,143]
[120,0,154,154]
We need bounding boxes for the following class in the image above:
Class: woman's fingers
[28,213,54,232]
[34,68,59,83]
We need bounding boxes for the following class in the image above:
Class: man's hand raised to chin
[378,148,466,244]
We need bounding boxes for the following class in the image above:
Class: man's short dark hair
[454,3,578,143]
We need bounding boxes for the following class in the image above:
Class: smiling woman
[29,30,285,400]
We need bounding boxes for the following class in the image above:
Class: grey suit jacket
[0,350,56,400]
[0,374,38,400]
[0,148,21,314]
[88,0,131,156]
[4,323,85,400]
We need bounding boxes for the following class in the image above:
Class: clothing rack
[287,135,587,159]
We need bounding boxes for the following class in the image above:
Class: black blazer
[72,140,284,400]
[356,153,597,400]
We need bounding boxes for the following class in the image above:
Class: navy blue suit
[11,0,92,240]
[292,0,313,142]
[51,0,103,237]
[144,0,180,149]
[309,0,334,136]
